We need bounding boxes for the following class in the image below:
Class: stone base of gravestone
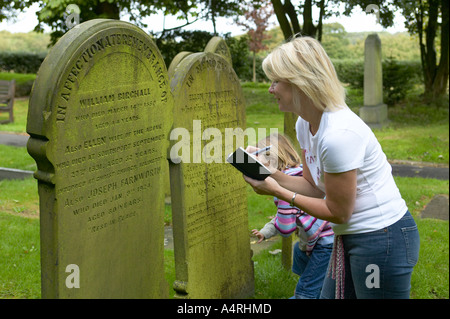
[359,103,388,129]
[420,195,449,221]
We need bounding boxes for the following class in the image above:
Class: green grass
[0,211,40,298]
[0,176,447,299]
[0,98,30,132]
[0,144,36,171]
[0,178,39,218]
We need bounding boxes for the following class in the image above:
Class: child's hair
[257,133,301,171]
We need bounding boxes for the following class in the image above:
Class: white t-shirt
[296,107,407,235]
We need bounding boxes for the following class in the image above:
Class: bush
[333,59,364,89]
[0,52,46,74]
[383,58,422,105]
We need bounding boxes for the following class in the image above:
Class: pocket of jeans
[401,225,420,265]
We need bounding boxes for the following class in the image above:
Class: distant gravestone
[359,33,388,128]
[168,37,254,298]
[27,19,171,298]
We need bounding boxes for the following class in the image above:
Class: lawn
[0,81,448,299]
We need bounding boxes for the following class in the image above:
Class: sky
[0,2,407,35]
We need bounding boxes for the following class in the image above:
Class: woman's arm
[244,169,356,225]
[271,150,324,198]
[269,170,356,224]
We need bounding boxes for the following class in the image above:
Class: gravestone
[168,37,255,298]
[26,19,171,298]
[359,33,388,128]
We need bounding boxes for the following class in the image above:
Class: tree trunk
[420,0,449,101]
[93,1,120,19]
[252,51,256,83]
[302,0,316,37]
[271,0,294,39]
[433,0,449,99]
[284,0,301,35]
[317,0,326,42]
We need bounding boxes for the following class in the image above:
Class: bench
[0,79,15,124]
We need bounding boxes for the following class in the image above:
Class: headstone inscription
[26,19,171,298]
[168,37,255,298]
[359,33,388,128]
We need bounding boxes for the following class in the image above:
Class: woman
[244,36,420,299]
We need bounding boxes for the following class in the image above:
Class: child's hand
[251,229,265,243]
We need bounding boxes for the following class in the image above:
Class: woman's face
[268,81,294,112]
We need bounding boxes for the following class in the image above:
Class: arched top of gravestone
[365,33,381,46]
[204,36,232,65]
[168,51,193,79]
[169,51,240,99]
[27,19,168,137]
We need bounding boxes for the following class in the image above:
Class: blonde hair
[257,133,301,171]
[262,36,346,112]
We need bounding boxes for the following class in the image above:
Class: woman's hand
[245,146,278,174]
[243,175,281,197]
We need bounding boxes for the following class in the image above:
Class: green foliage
[263,26,421,62]
[154,30,214,68]
[383,57,423,105]
[333,58,364,88]
[0,52,46,74]
[153,30,261,82]
[0,31,50,54]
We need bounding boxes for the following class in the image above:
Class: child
[251,133,334,299]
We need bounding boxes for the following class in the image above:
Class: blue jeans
[320,211,420,299]
[292,241,333,299]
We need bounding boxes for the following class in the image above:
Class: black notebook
[226,147,272,180]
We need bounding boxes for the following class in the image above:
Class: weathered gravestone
[27,19,171,298]
[359,33,388,128]
[168,37,255,298]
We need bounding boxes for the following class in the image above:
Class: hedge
[0,52,46,74]
[0,51,423,104]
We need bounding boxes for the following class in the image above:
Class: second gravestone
[169,37,255,299]
[27,20,171,298]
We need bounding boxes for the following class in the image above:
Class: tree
[398,0,449,101]
[0,0,243,44]
[236,0,274,82]
[202,0,242,35]
[0,0,31,22]
[345,0,449,102]
[270,0,340,40]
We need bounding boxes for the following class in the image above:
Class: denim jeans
[291,241,333,299]
[320,211,420,299]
